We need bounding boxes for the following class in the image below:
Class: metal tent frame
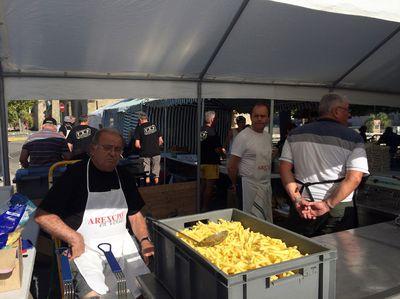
[2,0,400,187]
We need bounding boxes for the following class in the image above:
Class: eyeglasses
[97,144,123,154]
[337,106,351,113]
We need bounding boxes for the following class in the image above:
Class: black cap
[42,117,57,126]
[79,115,88,123]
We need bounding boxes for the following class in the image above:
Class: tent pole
[163,106,167,184]
[196,83,203,213]
[199,0,250,78]
[331,25,400,89]
[0,72,11,185]
[269,99,274,140]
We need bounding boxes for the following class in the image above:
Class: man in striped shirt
[19,117,71,168]
[280,93,369,236]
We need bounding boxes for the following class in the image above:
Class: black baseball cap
[79,115,88,123]
[43,117,57,126]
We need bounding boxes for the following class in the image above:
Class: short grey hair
[204,111,216,123]
[319,93,347,116]
[92,128,125,146]
[137,111,148,121]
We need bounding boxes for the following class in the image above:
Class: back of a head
[204,111,216,123]
[236,115,246,124]
[137,111,148,121]
[64,115,76,123]
[42,117,57,126]
[79,115,88,124]
[318,93,346,116]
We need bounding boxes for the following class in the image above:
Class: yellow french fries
[177,219,306,280]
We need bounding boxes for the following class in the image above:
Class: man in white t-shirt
[279,93,369,236]
[228,103,273,222]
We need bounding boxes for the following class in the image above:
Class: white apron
[241,130,273,222]
[73,160,149,297]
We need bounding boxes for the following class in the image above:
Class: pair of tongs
[55,247,74,299]
[98,243,127,299]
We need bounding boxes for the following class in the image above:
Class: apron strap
[295,177,345,202]
[86,159,122,193]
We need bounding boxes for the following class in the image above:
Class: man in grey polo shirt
[279,93,369,236]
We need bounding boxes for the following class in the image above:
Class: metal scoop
[149,217,228,247]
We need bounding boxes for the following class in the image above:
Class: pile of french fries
[178,219,305,280]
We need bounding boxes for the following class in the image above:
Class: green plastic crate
[153,208,336,299]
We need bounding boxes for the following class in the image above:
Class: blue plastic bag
[0,193,34,249]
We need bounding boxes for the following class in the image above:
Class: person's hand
[306,201,331,218]
[300,200,316,219]
[141,240,155,265]
[69,232,85,260]
[294,197,314,219]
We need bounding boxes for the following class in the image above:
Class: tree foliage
[8,100,37,130]
[365,112,391,132]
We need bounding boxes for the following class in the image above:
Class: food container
[152,209,336,299]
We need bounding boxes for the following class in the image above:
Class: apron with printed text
[241,130,273,222]
[73,160,149,297]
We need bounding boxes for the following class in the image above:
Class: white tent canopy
[1,0,400,104]
[2,0,400,185]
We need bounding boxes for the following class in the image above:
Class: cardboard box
[0,239,23,292]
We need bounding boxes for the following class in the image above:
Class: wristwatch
[139,236,151,244]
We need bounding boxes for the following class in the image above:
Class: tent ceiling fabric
[1,0,242,77]
[1,0,400,104]
[206,0,400,91]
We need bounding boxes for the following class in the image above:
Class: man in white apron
[228,103,273,222]
[35,128,153,298]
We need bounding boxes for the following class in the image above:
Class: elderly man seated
[19,117,70,168]
[35,128,154,298]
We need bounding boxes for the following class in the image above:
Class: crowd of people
[28,93,375,297]
[19,115,98,168]
[20,112,164,186]
[202,93,369,237]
